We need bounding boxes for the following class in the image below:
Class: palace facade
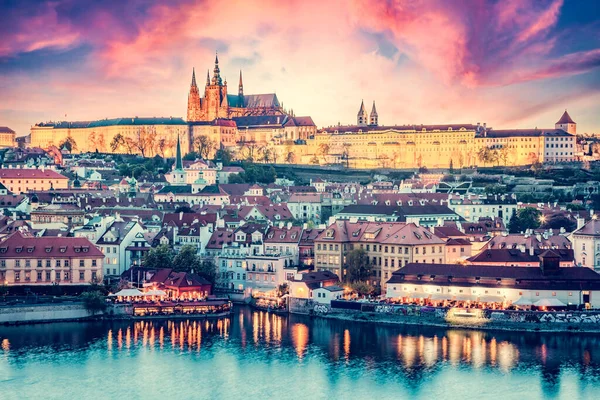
[30,117,189,157]
[297,107,577,168]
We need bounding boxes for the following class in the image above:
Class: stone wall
[0,303,95,323]
[316,301,600,332]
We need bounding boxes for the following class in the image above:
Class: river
[0,306,599,399]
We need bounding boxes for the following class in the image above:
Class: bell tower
[186,68,202,122]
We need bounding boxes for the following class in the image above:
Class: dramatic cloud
[1,0,599,135]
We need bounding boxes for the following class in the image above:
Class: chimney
[519,244,526,253]
[529,245,534,257]
[179,211,183,221]
[576,217,585,230]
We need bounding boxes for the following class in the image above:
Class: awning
[408,292,430,299]
[111,288,144,297]
[430,293,451,301]
[534,298,566,307]
[478,295,505,303]
[453,294,477,301]
[512,297,534,306]
[144,289,167,297]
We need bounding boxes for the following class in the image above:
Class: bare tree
[194,135,216,159]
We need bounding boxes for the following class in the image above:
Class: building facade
[0,232,103,286]
[30,117,189,157]
[0,168,69,193]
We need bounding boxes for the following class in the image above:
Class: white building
[570,218,600,271]
[96,220,145,277]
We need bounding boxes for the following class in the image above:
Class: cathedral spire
[357,100,368,126]
[369,101,378,126]
[238,70,244,98]
[212,51,222,86]
[206,70,210,86]
[191,68,197,87]
[175,135,183,171]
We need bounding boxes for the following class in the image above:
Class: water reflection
[1,307,600,398]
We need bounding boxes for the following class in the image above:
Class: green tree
[508,207,542,233]
[183,151,200,161]
[172,245,200,273]
[197,260,217,284]
[350,281,377,297]
[143,244,174,269]
[214,148,233,166]
[81,291,107,315]
[345,248,372,282]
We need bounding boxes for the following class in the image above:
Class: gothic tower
[204,53,229,121]
[357,100,368,127]
[369,101,378,126]
[171,134,187,185]
[238,70,244,107]
[555,110,576,134]
[186,68,202,122]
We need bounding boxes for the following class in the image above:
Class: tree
[350,281,377,297]
[197,260,217,284]
[81,291,107,315]
[317,143,330,163]
[143,244,174,269]
[172,245,200,273]
[345,248,372,282]
[110,133,126,152]
[508,207,542,233]
[183,151,200,161]
[59,137,77,152]
[132,127,155,157]
[194,135,216,159]
[228,173,246,183]
[214,148,233,166]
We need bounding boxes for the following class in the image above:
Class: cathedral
[187,54,285,122]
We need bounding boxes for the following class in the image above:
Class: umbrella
[113,288,144,297]
[534,298,566,307]
[144,289,167,297]
[512,297,533,306]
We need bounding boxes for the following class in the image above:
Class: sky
[1,0,600,136]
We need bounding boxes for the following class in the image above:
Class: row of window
[1,259,97,268]
[13,270,97,281]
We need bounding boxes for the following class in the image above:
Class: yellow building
[30,117,189,157]
[298,106,577,168]
[0,168,69,193]
[0,126,15,148]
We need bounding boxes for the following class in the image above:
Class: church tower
[369,101,378,126]
[205,53,229,121]
[186,68,202,122]
[357,100,368,127]
[555,110,576,134]
[238,70,244,107]
[171,135,187,185]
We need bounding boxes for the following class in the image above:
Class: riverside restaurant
[385,255,600,311]
[109,288,232,318]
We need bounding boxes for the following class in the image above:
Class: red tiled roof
[0,169,68,180]
[0,231,103,258]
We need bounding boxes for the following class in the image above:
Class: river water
[1,306,599,400]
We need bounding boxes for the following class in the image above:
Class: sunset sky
[1,0,600,136]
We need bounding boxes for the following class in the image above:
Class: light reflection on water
[1,307,600,399]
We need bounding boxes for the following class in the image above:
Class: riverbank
[288,298,600,333]
[309,308,600,333]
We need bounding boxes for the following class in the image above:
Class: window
[46,260,51,267]
[37,260,42,268]
[92,260,97,267]
[56,271,61,280]
[56,260,61,268]
[79,260,85,267]
[0,260,4,268]
[15,260,20,267]
[37,272,42,280]
[15,272,20,281]
[80,272,85,280]
[25,259,30,267]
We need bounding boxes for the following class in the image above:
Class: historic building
[0,126,16,148]
[0,168,69,192]
[299,104,577,168]
[187,54,284,122]
[30,117,189,157]
[0,232,104,286]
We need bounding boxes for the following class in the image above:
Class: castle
[187,54,285,122]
